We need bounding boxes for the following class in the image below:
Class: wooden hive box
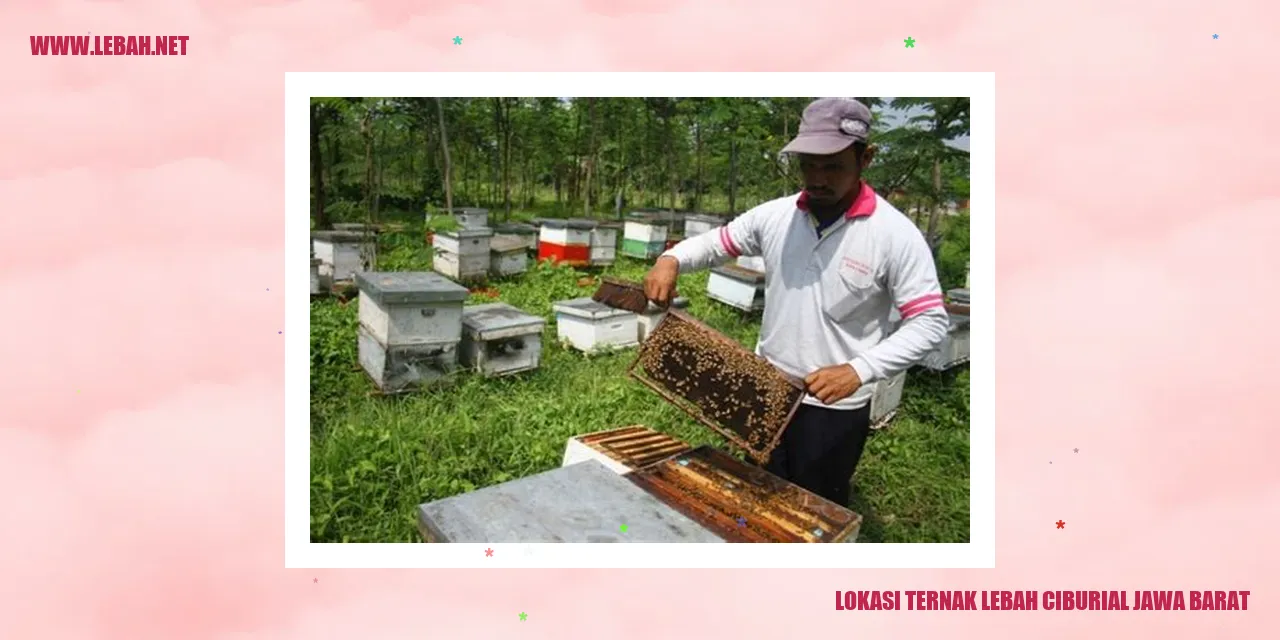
[493,222,539,252]
[626,445,862,542]
[460,302,545,377]
[622,213,669,259]
[561,425,693,474]
[488,236,529,277]
[921,306,970,371]
[355,272,469,393]
[869,370,906,430]
[628,309,804,465]
[453,207,489,230]
[552,297,639,353]
[417,459,724,543]
[683,213,724,238]
[635,296,689,344]
[589,222,620,266]
[707,264,766,312]
[311,230,370,285]
[309,258,323,296]
[537,219,594,266]
[356,271,469,347]
[433,227,494,281]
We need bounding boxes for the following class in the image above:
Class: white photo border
[285,71,995,569]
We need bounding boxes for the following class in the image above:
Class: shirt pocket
[821,256,879,323]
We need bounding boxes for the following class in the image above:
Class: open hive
[568,425,693,473]
[626,445,861,542]
[627,309,804,464]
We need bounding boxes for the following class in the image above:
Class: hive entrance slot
[627,310,804,464]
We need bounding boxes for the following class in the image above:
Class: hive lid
[684,213,724,225]
[711,264,765,284]
[454,207,489,215]
[553,297,634,320]
[627,309,805,465]
[947,288,970,303]
[440,227,494,239]
[541,218,596,230]
[489,236,527,253]
[416,459,724,543]
[462,302,545,333]
[626,445,861,542]
[594,221,623,230]
[355,271,470,305]
[331,222,380,233]
[311,230,368,243]
[625,212,669,225]
[494,222,537,233]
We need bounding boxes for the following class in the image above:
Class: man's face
[797,145,869,208]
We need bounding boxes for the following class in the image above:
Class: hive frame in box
[626,309,805,465]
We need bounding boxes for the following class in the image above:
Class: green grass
[310,222,970,543]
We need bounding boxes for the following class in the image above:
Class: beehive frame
[627,309,805,465]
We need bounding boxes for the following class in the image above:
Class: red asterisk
[313,577,318,583]
[485,548,494,557]
[1055,520,1065,529]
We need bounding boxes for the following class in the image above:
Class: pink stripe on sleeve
[719,226,742,257]
[899,293,943,318]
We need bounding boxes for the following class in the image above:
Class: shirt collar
[795,181,878,219]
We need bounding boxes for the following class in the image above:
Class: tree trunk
[728,137,738,214]
[694,117,703,212]
[582,97,597,218]
[925,157,944,253]
[310,102,329,230]
[436,98,455,219]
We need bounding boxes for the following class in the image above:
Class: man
[642,97,950,507]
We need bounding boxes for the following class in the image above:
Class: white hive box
[433,227,494,281]
[635,296,689,343]
[454,207,489,230]
[460,302,545,377]
[356,271,469,348]
[355,272,470,392]
[311,230,370,284]
[921,310,971,371]
[736,255,767,273]
[493,222,538,252]
[589,222,620,266]
[488,236,529,277]
[538,218,594,246]
[622,215,670,260]
[869,370,907,429]
[552,297,639,353]
[310,258,322,295]
[683,213,723,238]
[561,425,693,475]
[707,264,765,312]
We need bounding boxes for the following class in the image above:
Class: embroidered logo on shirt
[841,256,872,275]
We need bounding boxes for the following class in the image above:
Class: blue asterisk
[1213,34,1219,39]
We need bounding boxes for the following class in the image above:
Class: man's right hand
[643,256,680,308]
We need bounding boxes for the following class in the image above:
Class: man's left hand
[804,364,863,405]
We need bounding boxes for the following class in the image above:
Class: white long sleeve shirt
[662,182,950,410]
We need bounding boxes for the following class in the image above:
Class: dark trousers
[764,402,872,507]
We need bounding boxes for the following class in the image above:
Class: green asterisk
[904,37,916,48]
[619,524,628,533]
[453,36,462,45]
[519,612,528,621]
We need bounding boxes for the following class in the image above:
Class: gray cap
[780,98,872,156]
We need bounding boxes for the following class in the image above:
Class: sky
[877,98,971,152]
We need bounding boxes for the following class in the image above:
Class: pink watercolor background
[2,0,1278,637]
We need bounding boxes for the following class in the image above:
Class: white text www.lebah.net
[30,35,190,56]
